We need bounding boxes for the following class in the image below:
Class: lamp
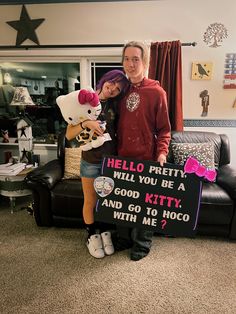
[3,72,12,84]
[10,86,35,115]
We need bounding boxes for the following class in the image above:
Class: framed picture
[191,62,213,80]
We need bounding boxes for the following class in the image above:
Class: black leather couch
[25,129,236,239]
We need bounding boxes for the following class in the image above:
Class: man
[116,41,171,261]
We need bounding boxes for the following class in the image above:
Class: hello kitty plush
[56,89,111,151]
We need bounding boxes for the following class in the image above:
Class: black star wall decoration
[6,5,45,46]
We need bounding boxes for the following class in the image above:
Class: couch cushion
[198,183,234,225]
[171,142,215,169]
[51,180,83,218]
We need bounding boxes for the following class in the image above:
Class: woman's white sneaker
[101,231,115,255]
[86,234,105,258]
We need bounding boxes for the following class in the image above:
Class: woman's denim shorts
[80,159,102,178]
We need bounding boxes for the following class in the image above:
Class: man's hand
[157,153,166,167]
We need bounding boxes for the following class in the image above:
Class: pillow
[171,142,215,169]
[63,147,82,179]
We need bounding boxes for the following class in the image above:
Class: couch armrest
[25,159,63,190]
[30,188,53,227]
[217,164,236,199]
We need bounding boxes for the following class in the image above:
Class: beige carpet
[0,198,236,314]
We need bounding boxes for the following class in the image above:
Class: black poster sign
[94,156,203,237]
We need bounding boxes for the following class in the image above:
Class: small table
[0,169,32,214]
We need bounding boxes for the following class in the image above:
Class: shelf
[0,141,57,148]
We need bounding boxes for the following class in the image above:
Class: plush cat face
[94,178,104,191]
[56,89,101,125]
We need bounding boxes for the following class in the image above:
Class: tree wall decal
[203,23,228,48]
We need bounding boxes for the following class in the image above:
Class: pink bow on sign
[78,89,100,107]
[184,156,217,182]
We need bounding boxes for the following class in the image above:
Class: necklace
[131,77,145,88]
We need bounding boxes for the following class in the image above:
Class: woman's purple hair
[96,69,130,99]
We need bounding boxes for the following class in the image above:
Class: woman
[66,70,129,259]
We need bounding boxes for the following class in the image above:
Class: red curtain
[148,40,183,131]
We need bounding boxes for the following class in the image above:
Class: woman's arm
[66,120,104,141]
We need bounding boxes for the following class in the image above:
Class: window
[0,55,123,140]
[91,61,123,89]
[0,61,80,139]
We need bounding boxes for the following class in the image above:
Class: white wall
[0,0,235,165]
[1,0,235,116]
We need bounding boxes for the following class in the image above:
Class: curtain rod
[181,42,197,46]
[0,42,197,50]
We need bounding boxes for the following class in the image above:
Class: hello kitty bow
[78,89,99,107]
[184,156,217,182]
